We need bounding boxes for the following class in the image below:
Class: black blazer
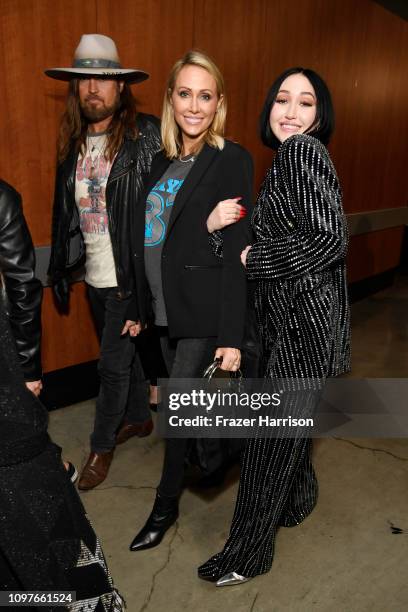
[131,140,253,348]
[246,134,350,377]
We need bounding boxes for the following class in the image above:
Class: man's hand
[207,198,246,233]
[121,320,142,337]
[53,278,70,307]
[25,380,43,396]
[240,245,252,267]
[215,347,241,372]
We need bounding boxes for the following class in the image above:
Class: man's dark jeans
[87,285,151,453]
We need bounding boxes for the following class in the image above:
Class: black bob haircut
[259,67,335,149]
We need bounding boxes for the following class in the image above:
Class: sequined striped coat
[246,133,351,378]
[212,133,350,378]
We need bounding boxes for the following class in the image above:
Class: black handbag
[187,359,245,475]
[188,288,261,475]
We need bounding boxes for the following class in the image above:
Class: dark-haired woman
[198,68,350,584]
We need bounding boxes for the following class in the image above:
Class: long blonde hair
[161,50,227,159]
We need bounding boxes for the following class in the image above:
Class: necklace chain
[85,133,107,170]
[178,153,195,163]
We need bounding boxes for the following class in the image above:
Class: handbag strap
[203,358,243,381]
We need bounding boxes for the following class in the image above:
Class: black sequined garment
[0,298,124,611]
[199,134,350,579]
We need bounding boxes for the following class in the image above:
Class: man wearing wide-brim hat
[46,34,160,490]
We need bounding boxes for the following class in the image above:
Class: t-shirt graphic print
[75,139,117,288]
[144,157,195,325]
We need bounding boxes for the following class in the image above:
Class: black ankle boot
[129,492,179,551]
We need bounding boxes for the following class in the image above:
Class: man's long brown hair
[57,79,138,164]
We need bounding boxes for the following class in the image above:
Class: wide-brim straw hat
[44,34,149,84]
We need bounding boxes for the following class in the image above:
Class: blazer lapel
[166,143,218,239]
[144,151,171,195]
[133,150,171,227]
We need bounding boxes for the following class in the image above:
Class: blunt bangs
[259,67,335,150]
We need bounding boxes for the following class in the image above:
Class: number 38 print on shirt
[144,159,195,248]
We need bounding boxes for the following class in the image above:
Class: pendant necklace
[85,133,107,171]
[178,153,195,163]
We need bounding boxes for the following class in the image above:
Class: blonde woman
[125,50,253,551]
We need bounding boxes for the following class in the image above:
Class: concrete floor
[49,275,408,612]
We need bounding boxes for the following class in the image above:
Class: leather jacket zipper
[108,159,138,184]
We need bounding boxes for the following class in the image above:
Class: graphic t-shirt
[144,157,195,325]
[75,134,117,288]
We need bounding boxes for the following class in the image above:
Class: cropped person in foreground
[0,279,124,610]
[0,179,42,396]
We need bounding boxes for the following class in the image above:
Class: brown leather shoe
[78,450,114,491]
[116,418,154,445]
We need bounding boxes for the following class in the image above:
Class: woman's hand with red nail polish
[207,198,245,232]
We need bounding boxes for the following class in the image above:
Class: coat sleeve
[246,135,348,280]
[47,163,67,282]
[0,185,42,380]
[214,146,254,348]
[208,229,223,259]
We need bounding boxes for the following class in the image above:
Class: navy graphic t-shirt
[144,157,195,325]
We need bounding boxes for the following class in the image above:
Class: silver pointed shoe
[216,572,251,587]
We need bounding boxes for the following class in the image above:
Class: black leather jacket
[48,113,161,316]
[0,180,43,380]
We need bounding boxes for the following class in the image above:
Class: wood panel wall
[193,0,408,210]
[348,227,406,284]
[0,0,406,371]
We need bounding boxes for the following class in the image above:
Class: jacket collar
[143,149,171,194]
[167,143,218,237]
[107,139,132,183]
[145,143,219,241]
[108,115,156,182]
[144,144,219,243]
[62,130,140,186]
